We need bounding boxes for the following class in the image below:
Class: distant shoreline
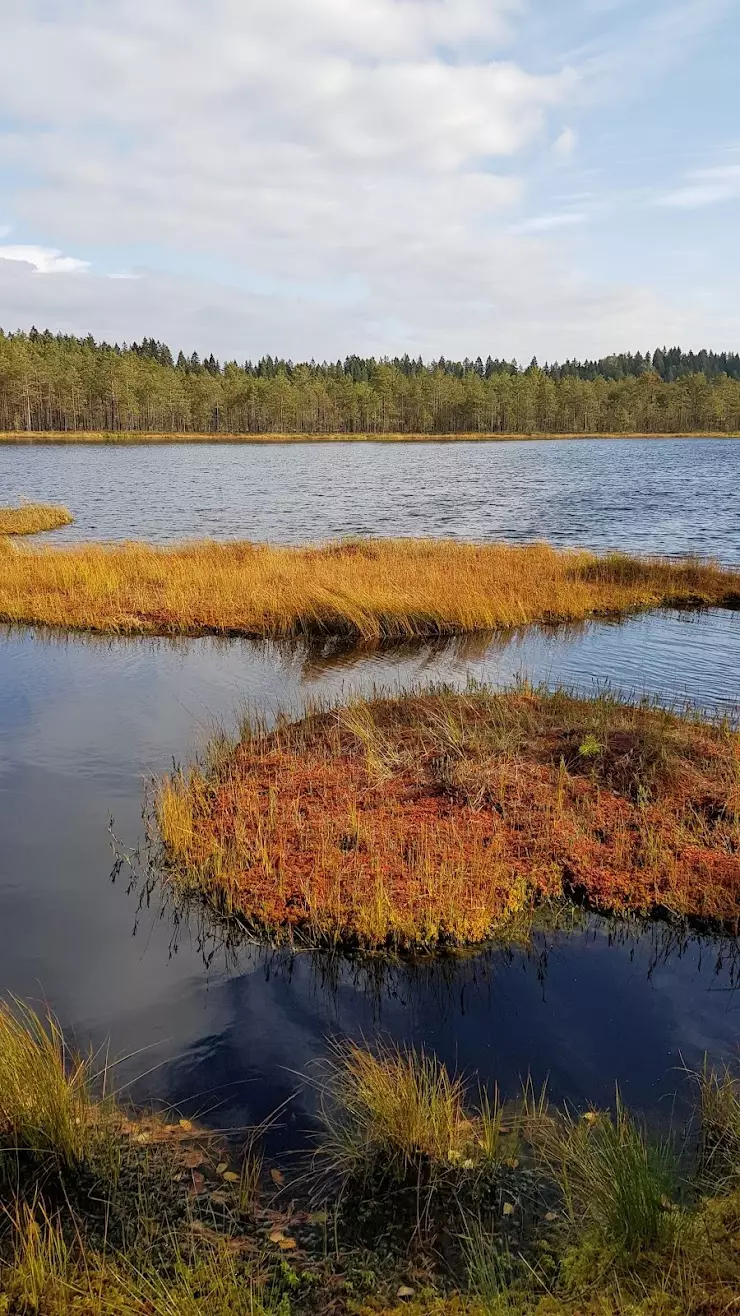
[1,430,739,445]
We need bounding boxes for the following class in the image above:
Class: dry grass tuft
[0,502,74,536]
[154,686,740,950]
[0,537,737,638]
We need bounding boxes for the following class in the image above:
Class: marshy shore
[2,430,740,444]
[154,685,740,951]
[0,537,739,640]
[3,997,740,1316]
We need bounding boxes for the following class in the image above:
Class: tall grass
[0,502,74,536]
[0,537,738,639]
[0,998,100,1171]
[696,1062,740,1188]
[537,1095,682,1257]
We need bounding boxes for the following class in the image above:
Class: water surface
[0,437,738,560]
[1,609,739,1144]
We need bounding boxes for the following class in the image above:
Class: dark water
[1,608,739,1145]
[1,437,739,560]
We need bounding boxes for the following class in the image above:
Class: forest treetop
[2,326,740,434]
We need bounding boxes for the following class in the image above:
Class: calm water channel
[1,438,739,1147]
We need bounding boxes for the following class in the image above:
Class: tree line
[1,327,740,435]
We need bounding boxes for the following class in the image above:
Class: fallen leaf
[309,1211,328,1226]
[269,1230,285,1244]
[545,1211,558,1222]
[270,1168,285,1186]
[502,1202,515,1217]
[583,1111,598,1126]
[190,1172,206,1195]
[182,1150,204,1169]
[397,1287,415,1299]
[179,1119,194,1132]
[216,1162,228,1175]
[223,1171,239,1183]
[278,1238,297,1251]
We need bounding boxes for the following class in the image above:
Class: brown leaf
[190,1171,206,1195]
[182,1149,205,1169]
[278,1238,297,1251]
[269,1230,285,1244]
[179,1119,194,1132]
[270,1168,285,1186]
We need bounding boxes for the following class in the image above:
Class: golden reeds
[1,430,740,444]
[0,503,74,536]
[0,537,738,639]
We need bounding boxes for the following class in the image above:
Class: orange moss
[155,689,740,949]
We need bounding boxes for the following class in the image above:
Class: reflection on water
[0,608,739,1146]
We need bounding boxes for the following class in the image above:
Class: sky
[0,0,739,363]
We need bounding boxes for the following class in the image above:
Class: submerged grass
[0,503,73,536]
[0,537,738,639]
[154,685,740,950]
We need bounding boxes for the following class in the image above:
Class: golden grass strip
[0,503,74,536]
[0,537,738,639]
[1,430,740,444]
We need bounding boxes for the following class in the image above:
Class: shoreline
[1,429,740,445]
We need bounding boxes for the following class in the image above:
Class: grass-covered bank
[2,430,740,444]
[154,686,740,950]
[0,503,74,536]
[3,999,740,1315]
[0,538,739,640]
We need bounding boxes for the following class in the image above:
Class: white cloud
[0,0,736,356]
[553,127,577,159]
[0,244,89,275]
[513,211,587,233]
[657,164,740,209]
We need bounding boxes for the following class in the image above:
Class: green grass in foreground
[3,1000,740,1314]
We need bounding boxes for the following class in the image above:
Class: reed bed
[0,537,738,639]
[154,686,740,950]
[0,503,74,536]
[1,430,740,444]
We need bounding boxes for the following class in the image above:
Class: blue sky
[0,0,738,361]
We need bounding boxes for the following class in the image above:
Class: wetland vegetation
[1,538,739,640]
[0,502,74,536]
[3,998,740,1315]
[154,685,740,950]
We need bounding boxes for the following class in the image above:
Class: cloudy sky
[0,0,738,362]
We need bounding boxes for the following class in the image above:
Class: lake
[0,435,739,560]
[1,437,739,1148]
